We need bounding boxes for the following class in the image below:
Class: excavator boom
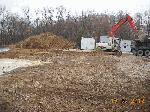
[108,14,137,37]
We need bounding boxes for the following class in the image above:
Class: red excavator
[97,14,137,56]
[108,14,137,37]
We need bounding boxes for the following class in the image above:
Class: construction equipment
[108,14,137,37]
[97,14,137,56]
[131,35,150,57]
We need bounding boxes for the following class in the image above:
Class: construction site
[0,3,150,112]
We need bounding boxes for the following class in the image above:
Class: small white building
[81,37,95,50]
[120,40,132,52]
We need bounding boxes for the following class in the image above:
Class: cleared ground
[0,49,150,112]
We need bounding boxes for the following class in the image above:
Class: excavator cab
[97,36,121,55]
[109,37,122,56]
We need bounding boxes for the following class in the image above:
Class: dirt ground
[0,49,150,112]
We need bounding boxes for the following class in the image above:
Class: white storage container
[81,37,95,50]
[120,40,131,52]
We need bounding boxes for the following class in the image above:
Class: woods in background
[0,5,150,47]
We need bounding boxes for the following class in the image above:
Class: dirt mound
[16,33,75,49]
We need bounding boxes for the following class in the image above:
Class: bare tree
[0,5,149,46]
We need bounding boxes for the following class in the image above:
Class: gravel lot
[0,49,149,112]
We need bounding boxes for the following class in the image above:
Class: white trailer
[81,37,95,50]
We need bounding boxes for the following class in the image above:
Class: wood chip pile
[16,33,75,49]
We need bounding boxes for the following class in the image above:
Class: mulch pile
[16,33,75,49]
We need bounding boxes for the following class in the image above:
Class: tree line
[0,5,150,47]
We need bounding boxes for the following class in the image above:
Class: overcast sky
[0,0,150,16]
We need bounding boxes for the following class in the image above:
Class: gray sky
[0,0,150,16]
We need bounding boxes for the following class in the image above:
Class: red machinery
[108,14,137,37]
[97,14,137,56]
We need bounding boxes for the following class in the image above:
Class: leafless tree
[0,5,149,47]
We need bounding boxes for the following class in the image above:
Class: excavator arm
[108,14,137,37]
